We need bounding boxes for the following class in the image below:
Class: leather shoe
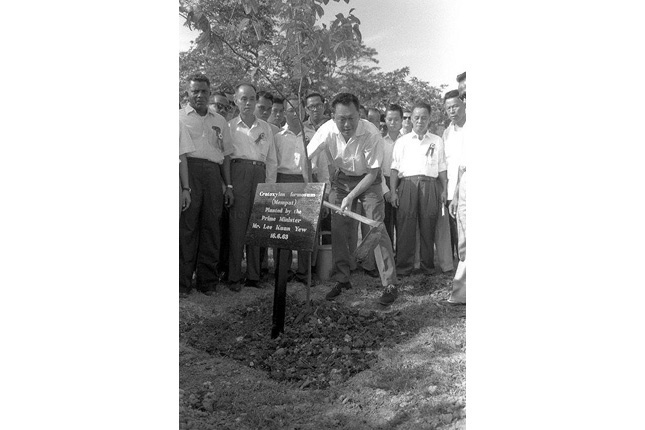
[245,279,263,288]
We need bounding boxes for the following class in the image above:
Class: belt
[231,158,265,167]
[402,175,436,182]
[186,157,219,165]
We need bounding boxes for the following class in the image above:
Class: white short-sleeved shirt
[179,120,196,157]
[307,119,383,176]
[274,126,330,185]
[228,116,278,183]
[179,105,233,164]
[442,121,466,198]
[391,131,447,178]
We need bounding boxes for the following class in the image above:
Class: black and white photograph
[4,0,645,429]
[178,1,466,428]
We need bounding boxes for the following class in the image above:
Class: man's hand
[449,199,458,218]
[383,191,392,203]
[181,190,191,212]
[440,189,447,205]
[390,190,399,208]
[224,188,234,208]
[340,195,354,213]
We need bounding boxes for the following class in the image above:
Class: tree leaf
[352,24,362,44]
[238,18,250,33]
[252,21,263,40]
[314,4,325,18]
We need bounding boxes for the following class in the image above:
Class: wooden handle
[322,201,380,227]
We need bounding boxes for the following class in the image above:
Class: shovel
[322,201,388,261]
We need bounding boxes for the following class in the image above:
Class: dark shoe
[245,279,263,289]
[196,284,217,296]
[293,274,308,284]
[364,269,380,278]
[325,282,352,300]
[228,282,242,292]
[378,284,399,305]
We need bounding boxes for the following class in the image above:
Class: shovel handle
[322,201,380,227]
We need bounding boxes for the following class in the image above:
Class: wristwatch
[226,185,234,189]
[182,187,191,193]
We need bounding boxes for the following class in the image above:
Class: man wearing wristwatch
[179,74,235,298]
[227,83,278,292]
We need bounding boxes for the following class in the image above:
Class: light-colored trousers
[449,171,466,303]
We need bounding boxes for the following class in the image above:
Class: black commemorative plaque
[245,183,325,251]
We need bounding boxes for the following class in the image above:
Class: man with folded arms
[227,83,278,292]
[307,93,399,305]
[179,74,234,297]
[390,102,448,276]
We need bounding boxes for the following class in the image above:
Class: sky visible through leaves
[178,0,465,90]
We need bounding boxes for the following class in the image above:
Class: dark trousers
[219,207,230,279]
[228,161,266,283]
[179,158,223,292]
[396,176,441,275]
[383,175,396,251]
[446,200,459,259]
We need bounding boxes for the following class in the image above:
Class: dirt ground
[179,268,466,430]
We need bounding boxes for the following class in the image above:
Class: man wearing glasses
[307,93,399,306]
[401,110,413,135]
[210,92,235,121]
[303,93,330,132]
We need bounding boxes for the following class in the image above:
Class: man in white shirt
[274,96,330,283]
[179,74,235,297]
[227,83,278,291]
[442,90,466,260]
[390,102,448,276]
[307,93,399,305]
[381,103,405,248]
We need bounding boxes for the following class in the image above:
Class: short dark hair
[257,91,274,103]
[332,93,361,112]
[443,90,461,102]
[305,92,325,104]
[284,95,303,107]
[188,73,210,87]
[386,103,403,118]
[235,82,257,93]
[411,101,432,115]
[456,72,466,83]
[273,97,284,105]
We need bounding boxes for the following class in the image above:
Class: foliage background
[179,0,449,131]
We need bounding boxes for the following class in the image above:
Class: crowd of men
[179,71,467,306]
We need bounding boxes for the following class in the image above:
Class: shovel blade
[353,223,387,262]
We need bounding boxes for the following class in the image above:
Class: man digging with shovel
[307,93,399,305]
